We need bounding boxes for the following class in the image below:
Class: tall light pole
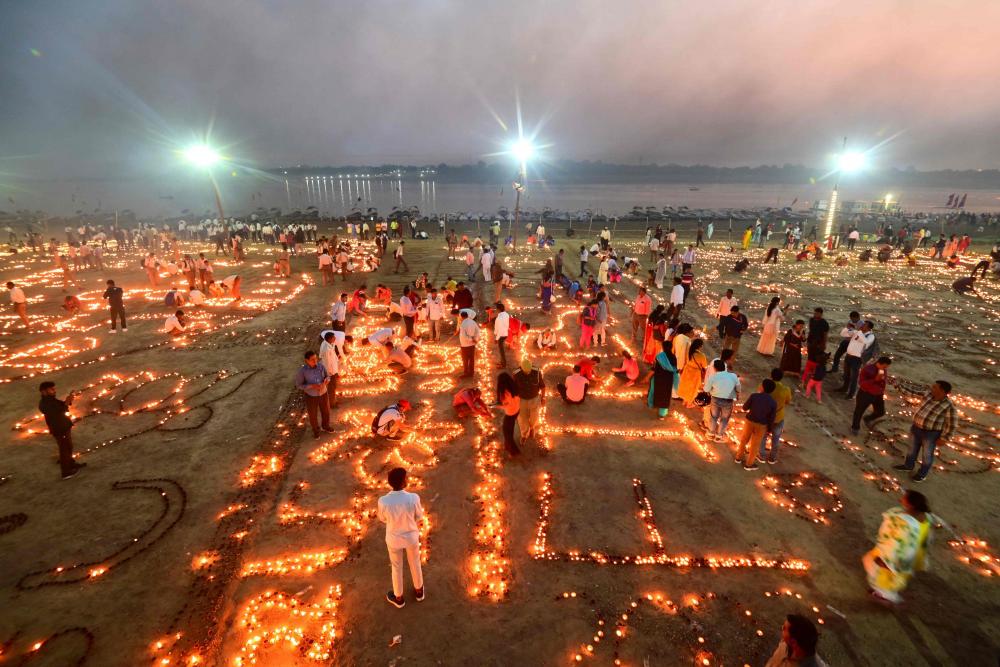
[509,139,534,250]
[824,137,866,241]
[182,144,226,225]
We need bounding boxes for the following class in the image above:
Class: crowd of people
[11,209,989,658]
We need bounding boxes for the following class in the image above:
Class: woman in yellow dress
[741,226,753,250]
[678,338,708,408]
[862,490,933,604]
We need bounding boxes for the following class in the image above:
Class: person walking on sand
[893,380,956,483]
[654,253,666,289]
[735,378,777,470]
[759,369,792,464]
[836,320,875,399]
[393,241,409,273]
[756,297,783,356]
[6,281,29,328]
[38,381,87,480]
[102,279,127,332]
[862,490,932,605]
[850,356,892,435]
[715,289,737,338]
[720,305,749,357]
[378,467,425,608]
[493,302,510,369]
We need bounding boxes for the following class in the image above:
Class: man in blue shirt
[735,378,777,470]
[295,351,334,438]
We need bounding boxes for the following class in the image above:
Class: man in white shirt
[366,327,395,348]
[579,245,589,276]
[715,289,737,337]
[600,226,611,250]
[162,310,187,336]
[681,245,696,266]
[384,342,413,373]
[425,288,445,341]
[557,365,590,405]
[458,310,479,378]
[319,331,341,406]
[493,302,510,368]
[399,287,418,338]
[6,281,28,327]
[668,277,686,319]
[187,288,205,306]
[480,247,493,283]
[319,328,352,358]
[318,249,334,284]
[838,321,875,398]
[330,293,348,331]
[378,467,425,608]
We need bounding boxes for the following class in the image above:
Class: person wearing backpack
[579,299,598,349]
[372,400,412,441]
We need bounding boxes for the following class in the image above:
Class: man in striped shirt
[893,380,956,482]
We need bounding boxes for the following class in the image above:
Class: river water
[9,177,1000,218]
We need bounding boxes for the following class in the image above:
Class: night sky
[2,0,999,180]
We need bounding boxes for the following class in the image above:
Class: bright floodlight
[183,144,221,168]
[837,151,866,172]
[511,139,535,162]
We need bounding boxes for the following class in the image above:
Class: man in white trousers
[378,467,425,608]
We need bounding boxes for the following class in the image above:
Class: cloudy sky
[2,0,999,180]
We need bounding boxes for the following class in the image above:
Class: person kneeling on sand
[162,309,187,336]
[383,341,412,374]
[372,400,412,441]
[557,365,589,405]
[453,387,491,418]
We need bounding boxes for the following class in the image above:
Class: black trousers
[502,413,520,455]
[403,316,415,338]
[852,391,885,430]
[52,430,76,476]
[109,305,126,329]
[831,339,850,371]
[496,336,507,367]
[460,345,475,376]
